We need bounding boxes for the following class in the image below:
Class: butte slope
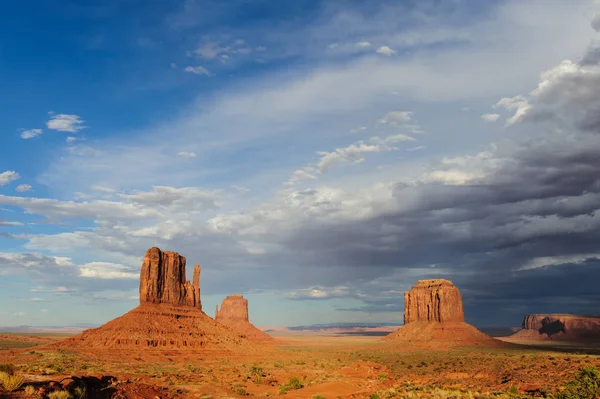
[53,247,249,350]
[384,279,501,347]
[215,294,273,342]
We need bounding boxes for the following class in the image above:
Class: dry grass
[0,371,25,391]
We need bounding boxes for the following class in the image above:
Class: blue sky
[2,0,600,328]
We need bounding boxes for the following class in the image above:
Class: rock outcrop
[403,279,464,324]
[139,247,201,309]
[51,247,252,351]
[215,294,272,341]
[385,279,501,347]
[510,314,600,341]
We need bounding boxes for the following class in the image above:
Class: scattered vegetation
[278,376,304,394]
[24,385,37,397]
[0,363,15,375]
[47,391,73,399]
[556,366,600,399]
[0,372,25,392]
[312,394,327,399]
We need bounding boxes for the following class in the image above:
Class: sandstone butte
[510,314,600,342]
[51,247,258,350]
[215,294,273,342]
[384,279,501,347]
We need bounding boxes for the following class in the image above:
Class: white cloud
[66,137,78,144]
[356,41,371,48]
[15,184,32,193]
[19,128,43,139]
[495,95,531,126]
[46,113,86,133]
[40,309,48,313]
[481,113,500,122]
[372,133,416,144]
[184,66,212,76]
[317,142,381,172]
[407,146,426,151]
[177,151,197,158]
[376,46,396,56]
[0,171,20,187]
[192,41,257,60]
[79,262,138,279]
[519,253,600,271]
[285,168,318,186]
[13,312,25,317]
[0,220,22,226]
[350,126,367,134]
[380,111,412,126]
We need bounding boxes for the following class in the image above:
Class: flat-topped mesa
[139,247,202,308]
[513,314,600,341]
[403,279,464,324]
[215,294,249,322]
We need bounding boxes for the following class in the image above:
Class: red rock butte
[510,314,600,342]
[215,294,273,342]
[385,279,501,347]
[51,247,251,350]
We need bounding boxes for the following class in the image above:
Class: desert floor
[1,331,600,398]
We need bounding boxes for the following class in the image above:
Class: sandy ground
[1,331,600,398]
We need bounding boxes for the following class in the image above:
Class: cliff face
[139,247,201,308]
[215,294,249,322]
[517,314,600,340]
[403,279,464,324]
[385,279,499,347]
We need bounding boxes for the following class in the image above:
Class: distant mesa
[216,294,273,342]
[509,314,600,342]
[51,247,250,350]
[384,279,501,347]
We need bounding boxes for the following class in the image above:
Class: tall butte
[215,294,272,341]
[384,279,501,347]
[52,247,249,350]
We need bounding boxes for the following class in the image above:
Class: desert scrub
[556,366,600,399]
[312,394,326,399]
[48,391,73,399]
[24,385,37,397]
[278,376,304,394]
[0,363,15,375]
[0,372,25,392]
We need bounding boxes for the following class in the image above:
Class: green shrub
[312,394,326,399]
[278,376,304,394]
[0,364,15,375]
[556,366,600,399]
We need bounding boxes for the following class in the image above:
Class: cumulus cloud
[0,171,20,187]
[177,151,197,158]
[376,46,396,56]
[19,128,43,139]
[356,41,371,48]
[79,262,138,279]
[184,66,212,76]
[481,113,500,122]
[15,184,32,193]
[379,111,412,126]
[46,113,86,133]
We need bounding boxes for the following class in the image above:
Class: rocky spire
[139,247,200,307]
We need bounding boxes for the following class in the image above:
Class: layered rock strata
[215,294,272,341]
[511,314,600,341]
[385,279,500,347]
